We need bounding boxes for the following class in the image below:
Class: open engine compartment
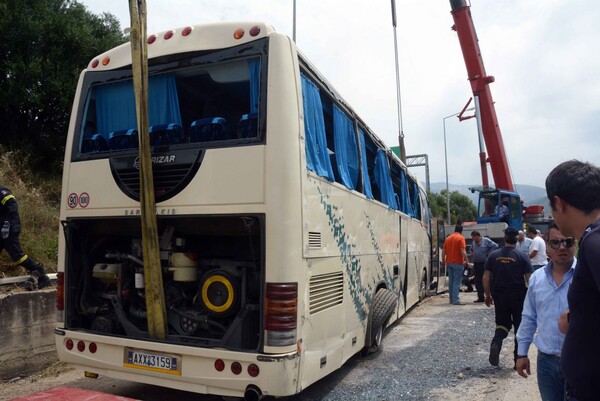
[62,214,264,351]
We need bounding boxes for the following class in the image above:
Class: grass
[0,147,60,276]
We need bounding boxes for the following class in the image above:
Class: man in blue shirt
[495,201,509,222]
[470,231,498,302]
[515,222,576,401]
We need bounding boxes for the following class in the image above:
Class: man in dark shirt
[483,226,533,368]
[0,185,51,289]
[545,160,600,401]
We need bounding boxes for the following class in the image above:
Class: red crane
[448,0,548,233]
[449,0,513,192]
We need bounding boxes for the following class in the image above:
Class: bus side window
[358,128,374,200]
[408,177,420,219]
[390,162,404,210]
[362,134,381,202]
[300,74,334,181]
[319,92,341,184]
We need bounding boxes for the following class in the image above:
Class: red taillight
[77,341,85,352]
[214,359,225,372]
[147,34,157,44]
[233,28,244,40]
[164,30,174,40]
[65,338,73,350]
[248,364,259,377]
[91,59,99,68]
[55,272,64,311]
[89,342,97,353]
[265,283,298,331]
[249,26,261,37]
[182,26,192,36]
[231,361,242,375]
[266,283,298,299]
[266,314,296,330]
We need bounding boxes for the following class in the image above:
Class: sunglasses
[548,238,575,249]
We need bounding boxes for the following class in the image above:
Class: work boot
[30,263,52,290]
[489,341,501,367]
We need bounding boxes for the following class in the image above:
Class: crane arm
[449,0,514,192]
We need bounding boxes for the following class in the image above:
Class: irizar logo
[133,155,176,170]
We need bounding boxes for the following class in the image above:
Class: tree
[0,0,126,174]
[427,190,477,225]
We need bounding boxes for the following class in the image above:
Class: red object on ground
[9,386,140,401]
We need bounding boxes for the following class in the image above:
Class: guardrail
[0,273,58,285]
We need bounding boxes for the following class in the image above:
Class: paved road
[2,291,540,401]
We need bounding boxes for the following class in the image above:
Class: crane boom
[449,0,514,192]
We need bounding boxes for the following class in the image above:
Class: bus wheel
[418,270,428,301]
[362,288,396,355]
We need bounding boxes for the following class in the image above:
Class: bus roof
[86,22,276,72]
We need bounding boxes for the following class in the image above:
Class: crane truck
[447,0,549,242]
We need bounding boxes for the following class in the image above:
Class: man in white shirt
[516,230,532,255]
[527,225,547,270]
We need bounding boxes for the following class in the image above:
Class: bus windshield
[75,54,262,158]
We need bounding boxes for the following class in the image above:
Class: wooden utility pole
[128,0,167,340]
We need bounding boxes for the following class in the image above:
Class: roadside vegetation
[0,147,61,277]
[0,1,126,278]
[427,189,478,225]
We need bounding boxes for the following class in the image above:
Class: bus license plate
[124,348,181,375]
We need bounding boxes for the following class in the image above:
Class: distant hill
[429,182,551,216]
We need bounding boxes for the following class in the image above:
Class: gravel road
[0,291,541,400]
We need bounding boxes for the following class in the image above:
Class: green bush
[0,147,60,276]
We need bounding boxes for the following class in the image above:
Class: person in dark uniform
[0,185,51,289]
[483,226,533,368]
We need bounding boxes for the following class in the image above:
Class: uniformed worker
[483,226,533,368]
[0,185,51,289]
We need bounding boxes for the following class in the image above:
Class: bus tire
[362,288,397,355]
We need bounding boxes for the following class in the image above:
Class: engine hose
[105,252,144,267]
[129,303,148,319]
[169,307,227,333]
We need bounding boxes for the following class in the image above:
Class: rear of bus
[55,22,305,399]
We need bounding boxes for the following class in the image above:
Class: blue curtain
[301,75,334,181]
[333,105,359,190]
[358,129,373,199]
[95,80,136,137]
[374,150,398,209]
[94,73,182,139]
[249,58,260,114]
[412,181,420,218]
[147,74,182,128]
[399,170,415,216]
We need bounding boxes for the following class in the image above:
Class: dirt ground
[0,291,542,401]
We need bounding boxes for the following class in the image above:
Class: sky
[80,0,600,190]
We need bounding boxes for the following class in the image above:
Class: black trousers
[492,289,527,361]
[473,262,485,300]
[1,233,36,271]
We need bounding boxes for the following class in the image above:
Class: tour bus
[55,22,432,399]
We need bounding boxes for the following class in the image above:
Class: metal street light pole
[443,107,476,225]
[293,0,296,42]
[443,114,456,225]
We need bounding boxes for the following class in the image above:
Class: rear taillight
[265,283,297,346]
